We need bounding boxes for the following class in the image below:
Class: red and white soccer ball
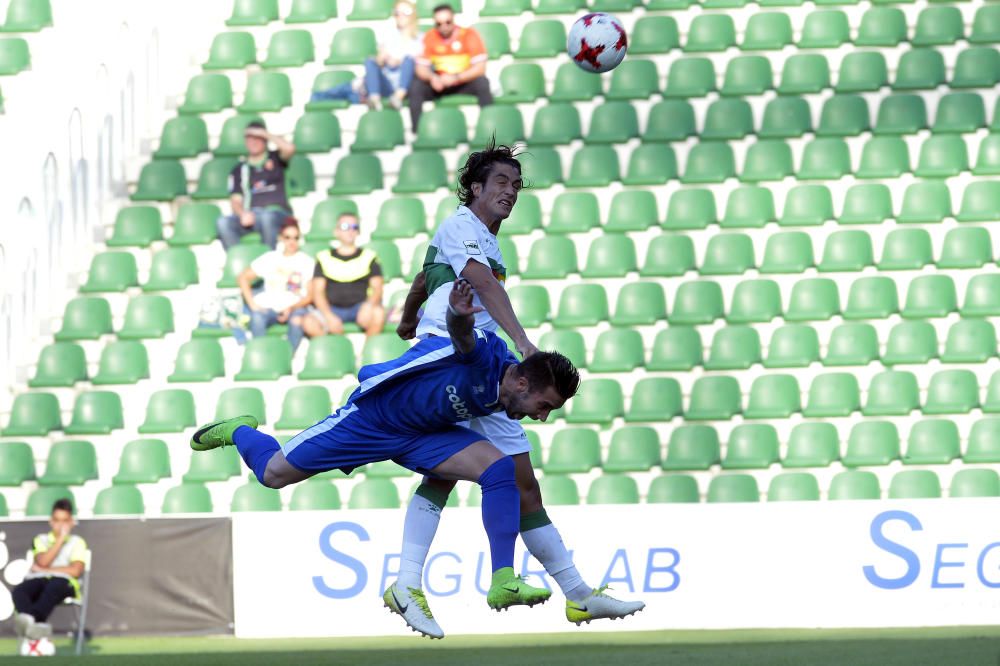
[567,13,628,74]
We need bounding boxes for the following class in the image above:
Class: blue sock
[234,426,279,484]
[478,456,519,573]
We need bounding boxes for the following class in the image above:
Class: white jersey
[415,205,508,339]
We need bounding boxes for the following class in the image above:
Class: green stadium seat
[554,284,608,328]
[817,95,869,137]
[475,22,511,58]
[727,279,781,323]
[952,48,1000,89]
[669,280,724,324]
[626,378,682,422]
[234,337,292,381]
[299,336,355,380]
[544,429,600,474]
[80,251,138,293]
[764,325,819,368]
[902,275,957,319]
[933,93,986,134]
[262,29,314,68]
[352,109,405,151]
[587,475,640,505]
[787,277,842,320]
[514,19,565,58]
[26,487,75,517]
[114,439,171,484]
[285,154,316,197]
[348,478,401,509]
[217,243,267,289]
[767,473,820,501]
[889,470,941,499]
[840,183,894,225]
[64,391,124,435]
[882,321,937,366]
[290,478,342,510]
[844,277,899,320]
[701,234,754,276]
[0,37,29,75]
[307,199,358,241]
[777,54,829,94]
[93,485,145,516]
[985,374,1000,413]
[686,376,741,421]
[663,425,719,470]
[923,369,980,415]
[829,471,880,500]
[586,101,638,144]
[214,114,263,156]
[663,189,716,231]
[611,282,665,326]
[878,228,932,271]
[606,59,659,101]
[361,334,410,366]
[523,235,576,278]
[875,95,927,135]
[293,112,341,153]
[328,153,383,195]
[2,392,60,436]
[721,186,775,228]
[55,296,112,341]
[966,419,1000,463]
[508,285,550,328]
[528,103,581,146]
[1,0,52,31]
[855,7,906,46]
[681,142,735,184]
[913,6,963,46]
[971,6,1000,44]
[304,70,353,111]
[517,147,562,189]
[238,72,292,113]
[192,157,238,199]
[137,389,196,434]
[566,379,623,425]
[804,373,860,416]
[226,0,278,25]
[538,475,579,506]
[118,294,174,339]
[664,57,716,98]
[286,0,337,22]
[184,445,242,483]
[39,439,98,486]
[893,49,946,91]
[324,27,376,64]
[963,274,1000,317]
[606,191,657,232]
[144,248,199,292]
[745,374,801,418]
[943,319,996,363]
[647,326,702,371]
[154,116,209,159]
[741,140,794,183]
[630,16,678,54]
[741,12,792,50]
[706,326,761,370]
[863,371,920,416]
[604,427,660,473]
[472,105,524,145]
[274,386,331,430]
[162,483,213,513]
[168,203,221,246]
[957,182,1000,223]
[549,62,600,102]
[548,192,600,234]
[566,146,619,188]
[538,329,586,368]
[759,97,812,139]
[647,475,699,503]
[372,197,425,239]
[684,14,735,52]
[30,342,87,388]
[760,232,813,274]
[413,107,466,149]
[857,137,910,179]
[720,56,772,96]
[641,234,695,278]
[903,420,960,465]
[798,10,849,48]
[707,475,759,503]
[701,98,753,141]
[215,387,267,424]
[950,469,1000,498]
[798,138,851,180]
[779,185,833,226]
[824,323,879,367]
[622,144,676,186]
[784,423,840,468]
[131,160,186,201]
[836,52,888,93]
[582,235,636,278]
[974,135,1000,175]
[0,441,35,486]
[347,0,392,19]
[231,478,282,512]
[844,421,900,467]
[92,340,149,385]
[914,136,968,178]
[204,31,256,69]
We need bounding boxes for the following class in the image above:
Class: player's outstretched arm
[397,271,428,340]
[446,279,484,355]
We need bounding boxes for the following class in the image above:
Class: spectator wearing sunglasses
[237,218,315,351]
[305,213,386,338]
[407,3,492,131]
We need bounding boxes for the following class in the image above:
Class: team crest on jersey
[464,240,481,255]
[472,384,485,394]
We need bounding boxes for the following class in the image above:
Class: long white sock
[397,486,448,589]
[521,510,592,602]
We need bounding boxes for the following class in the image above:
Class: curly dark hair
[456,136,523,206]
[515,351,580,401]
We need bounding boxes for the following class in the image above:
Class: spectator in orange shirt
[408,3,492,131]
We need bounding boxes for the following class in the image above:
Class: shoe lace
[593,584,613,598]
[408,587,435,619]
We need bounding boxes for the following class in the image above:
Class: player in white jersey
[383,139,645,638]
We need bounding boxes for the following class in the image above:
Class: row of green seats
[224,0,504,25]
[54,294,174,341]
[131,154,314,202]
[81,249,199,293]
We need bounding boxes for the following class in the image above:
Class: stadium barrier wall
[0,518,234,637]
[233,501,1000,637]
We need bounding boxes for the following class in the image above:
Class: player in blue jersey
[189,279,579,616]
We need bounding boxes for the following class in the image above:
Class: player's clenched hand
[396,319,418,340]
[449,279,485,317]
[517,341,539,359]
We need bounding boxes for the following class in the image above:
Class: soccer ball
[567,13,628,74]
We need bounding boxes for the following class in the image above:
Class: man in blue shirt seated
[190,279,579,622]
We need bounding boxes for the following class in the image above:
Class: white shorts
[466,411,531,456]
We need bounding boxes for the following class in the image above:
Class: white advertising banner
[232,500,1000,638]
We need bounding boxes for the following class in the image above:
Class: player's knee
[260,468,286,489]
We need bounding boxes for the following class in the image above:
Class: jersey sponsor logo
[446,385,473,420]
[464,240,481,255]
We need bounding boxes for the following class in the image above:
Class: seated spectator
[237,218,315,352]
[216,121,296,250]
[311,0,422,110]
[12,499,88,654]
[304,213,386,337]
[408,3,491,130]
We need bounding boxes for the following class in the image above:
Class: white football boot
[382,583,445,639]
[566,586,646,625]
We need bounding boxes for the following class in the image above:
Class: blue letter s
[313,521,369,599]
[863,510,922,590]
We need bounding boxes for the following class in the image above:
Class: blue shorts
[331,302,362,324]
[281,402,484,476]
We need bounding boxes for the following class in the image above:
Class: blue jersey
[346,329,518,432]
